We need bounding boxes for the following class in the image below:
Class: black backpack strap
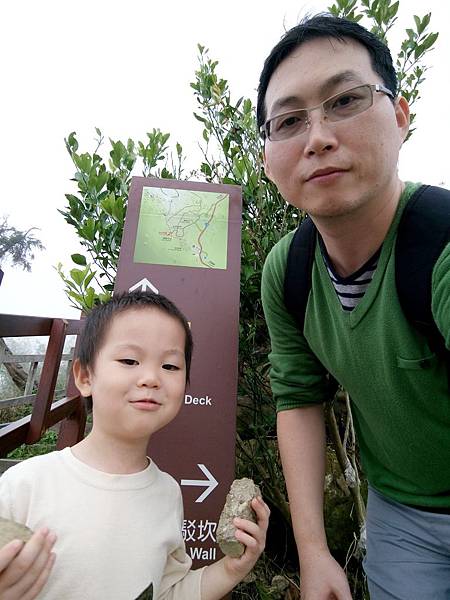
[284,216,317,333]
[284,217,339,399]
[395,184,450,358]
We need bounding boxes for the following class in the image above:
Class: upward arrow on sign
[181,464,219,503]
[129,278,159,294]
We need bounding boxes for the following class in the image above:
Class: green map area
[134,187,229,269]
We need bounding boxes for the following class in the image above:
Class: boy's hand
[0,528,56,600]
[200,497,270,599]
[223,496,270,579]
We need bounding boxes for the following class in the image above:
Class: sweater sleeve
[261,233,330,411]
[431,241,450,349]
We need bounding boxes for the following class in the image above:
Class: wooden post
[24,361,39,396]
[65,347,74,389]
[27,319,67,444]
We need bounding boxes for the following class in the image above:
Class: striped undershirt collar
[318,235,382,311]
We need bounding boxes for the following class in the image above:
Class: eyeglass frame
[259,83,395,142]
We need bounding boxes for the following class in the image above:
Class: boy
[0,291,269,599]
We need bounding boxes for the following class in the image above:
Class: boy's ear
[73,358,93,397]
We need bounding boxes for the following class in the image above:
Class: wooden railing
[0,314,86,457]
[0,351,74,410]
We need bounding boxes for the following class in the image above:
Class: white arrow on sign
[129,278,159,294]
[181,464,219,503]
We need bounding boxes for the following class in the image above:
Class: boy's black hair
[76,291,193,383]
[257,13,397,130]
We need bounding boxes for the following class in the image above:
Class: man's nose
[302,108,337,157]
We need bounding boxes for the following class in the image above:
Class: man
[259,14,450,600]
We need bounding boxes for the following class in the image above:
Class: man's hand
[0,528,56,600]
[223,496,270,579]
[300,550,352,600]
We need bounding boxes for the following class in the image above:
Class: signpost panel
[115,176,242,575]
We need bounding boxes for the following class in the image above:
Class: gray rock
[270,574,290,593]
[0,517,33,547]
[216,478,261,558]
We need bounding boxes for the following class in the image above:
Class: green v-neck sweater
[262,183,450,508]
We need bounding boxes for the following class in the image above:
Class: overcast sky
[1,0,449,319]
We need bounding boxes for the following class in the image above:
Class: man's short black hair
[257,13,397,130]
[76,291,193,383]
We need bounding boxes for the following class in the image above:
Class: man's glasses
[260,83,394,142]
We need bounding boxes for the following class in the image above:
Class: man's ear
[73,358,92,398]
[262,145,274,183]
[395,96,410,144]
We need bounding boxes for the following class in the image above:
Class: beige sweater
[0,447,204,599]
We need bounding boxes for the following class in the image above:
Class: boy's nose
[137,368,160,388]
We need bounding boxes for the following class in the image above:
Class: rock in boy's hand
[0,528,56,600]
[225,496,270,577]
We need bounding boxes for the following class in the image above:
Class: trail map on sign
[134,187,229,269]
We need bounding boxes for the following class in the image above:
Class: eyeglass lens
[266,84,374,141]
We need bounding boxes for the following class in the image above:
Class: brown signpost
[115,176,242,577]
